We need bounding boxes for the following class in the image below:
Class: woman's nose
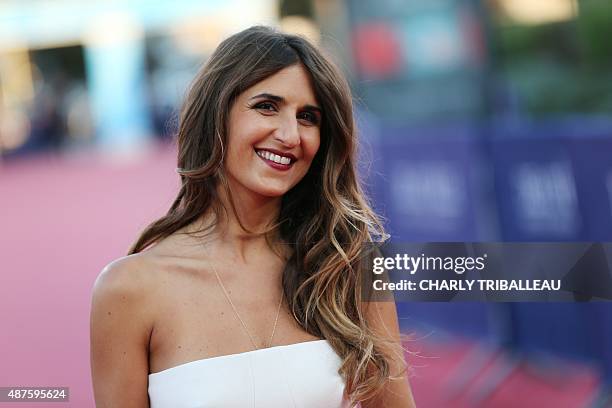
[273,116,300,147]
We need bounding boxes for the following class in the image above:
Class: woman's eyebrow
[303,104,322,114]
[250,93,321,112]
[250,92,284,103]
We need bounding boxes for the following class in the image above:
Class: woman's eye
[254,102,277,112]
[298,111,319,125]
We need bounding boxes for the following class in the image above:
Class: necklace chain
[211,263,283,350]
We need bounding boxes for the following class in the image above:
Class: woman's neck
[209,182,283,263]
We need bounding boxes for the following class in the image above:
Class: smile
[255,149,295,170]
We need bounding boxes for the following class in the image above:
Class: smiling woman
[90,26,415,408]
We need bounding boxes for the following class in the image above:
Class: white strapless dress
[148,339,351,408]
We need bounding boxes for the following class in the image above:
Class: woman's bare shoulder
[93,252,162,300]
[93,237,216,301]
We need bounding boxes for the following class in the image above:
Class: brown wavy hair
[129,26,405,405]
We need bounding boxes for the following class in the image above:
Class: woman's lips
[255,149,295,171]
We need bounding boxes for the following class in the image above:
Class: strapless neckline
[147,338,350,407]
[149,339,329,377]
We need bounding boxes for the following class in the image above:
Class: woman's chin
[250,180,297,198]
[256,187,289,198]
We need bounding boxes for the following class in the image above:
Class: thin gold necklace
[211,263,283,350]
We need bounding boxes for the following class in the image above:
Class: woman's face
[224,63,322,200]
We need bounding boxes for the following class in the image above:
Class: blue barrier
[359,117,612,384]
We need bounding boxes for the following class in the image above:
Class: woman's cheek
[305,132,321,160]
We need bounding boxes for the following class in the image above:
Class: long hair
[129,26,404,405]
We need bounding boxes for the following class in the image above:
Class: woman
[91,26,415,407]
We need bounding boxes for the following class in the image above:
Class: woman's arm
[362,300,416,408]
[90,257,154,407]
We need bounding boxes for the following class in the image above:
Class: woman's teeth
[256,150,292,165]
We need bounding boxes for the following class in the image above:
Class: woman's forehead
[242,64,319,107]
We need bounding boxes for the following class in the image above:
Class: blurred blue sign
[368,123,488,241]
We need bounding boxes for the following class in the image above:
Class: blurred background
[1,0,611,406]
